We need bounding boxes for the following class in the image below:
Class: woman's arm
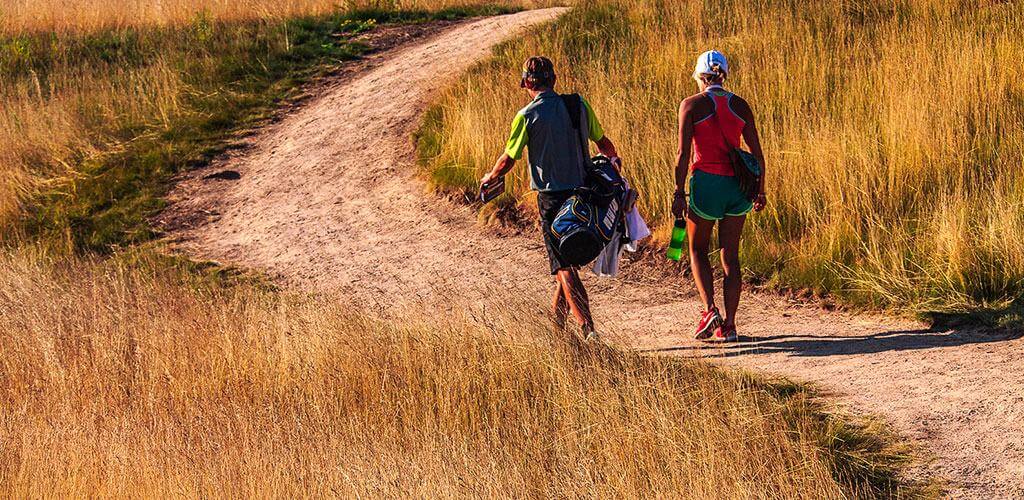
[672,99,694,218]
[736,96,767,211]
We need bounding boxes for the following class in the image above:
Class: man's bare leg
[552,282,569,329]
[556,268,594,334]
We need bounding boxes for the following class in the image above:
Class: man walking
[480,56,621,340]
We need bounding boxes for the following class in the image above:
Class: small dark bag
[710,98,762,200]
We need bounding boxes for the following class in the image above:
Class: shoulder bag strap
[560,93,590,168]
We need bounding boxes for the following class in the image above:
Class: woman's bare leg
[687,212,717,312]
[718,214,746,328]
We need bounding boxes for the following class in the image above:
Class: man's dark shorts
[538,190,575,275]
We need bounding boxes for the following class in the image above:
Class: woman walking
[673,50,767,342]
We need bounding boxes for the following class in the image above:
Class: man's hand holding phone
[479,173,506,203]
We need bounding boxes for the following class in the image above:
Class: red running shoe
[707,325,738,343]
[694,307,723,340]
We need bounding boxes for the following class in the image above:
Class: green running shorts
[688,169,753,221]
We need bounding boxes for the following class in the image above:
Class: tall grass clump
[420,0,1024,314]
[0,0,540,33]
[0,247,910,497]
[0,13,363,244]
[0,0,537,245]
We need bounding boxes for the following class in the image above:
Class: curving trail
[162,10,1024,498]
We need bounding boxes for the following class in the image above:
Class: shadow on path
[646,324,1023,358]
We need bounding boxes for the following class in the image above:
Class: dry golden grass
[0,3,916,495]
[0,0,535,33]
[0,248,905,497]
[0,54,181,229]
[421,0,1024,313]
[0,0,548,234]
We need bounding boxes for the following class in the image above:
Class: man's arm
[582,98,622,168]
[595,136,619,161]
[481,153,515,186]
[481,112,527,185]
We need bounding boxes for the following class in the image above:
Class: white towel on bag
[591,187,650,277]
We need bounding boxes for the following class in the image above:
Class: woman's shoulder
[726,91,749,105]
[679,92,711,111]
[682,91,709,103]
[725,92,753,119]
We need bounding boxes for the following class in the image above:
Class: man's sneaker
[585,330,601,342]
[707,325,738,343]
[694,307,723,340]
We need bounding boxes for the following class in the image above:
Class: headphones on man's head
[520,70,554,88]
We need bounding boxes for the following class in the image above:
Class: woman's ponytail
[699,62,726,84]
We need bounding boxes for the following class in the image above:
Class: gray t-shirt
[504,91,605,192]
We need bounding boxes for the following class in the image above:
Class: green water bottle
[666,219,687,261]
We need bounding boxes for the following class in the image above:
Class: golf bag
[550,155,632,266]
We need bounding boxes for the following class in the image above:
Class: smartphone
[479,176,506,203]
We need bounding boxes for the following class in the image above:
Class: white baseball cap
[693,50,729,81]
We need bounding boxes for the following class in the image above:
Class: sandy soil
[161,10,1024,498]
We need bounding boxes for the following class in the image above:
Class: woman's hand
[671,190,688,219]
[753,193,767,212]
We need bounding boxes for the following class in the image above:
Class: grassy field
[419,0,1024,317]
[0,247,911,497]
[0,1,923,495]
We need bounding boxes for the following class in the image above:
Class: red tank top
[690,88,745,177]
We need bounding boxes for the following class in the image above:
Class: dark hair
[521,56,555,89]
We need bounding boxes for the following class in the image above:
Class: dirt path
[161,10,1024,498]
